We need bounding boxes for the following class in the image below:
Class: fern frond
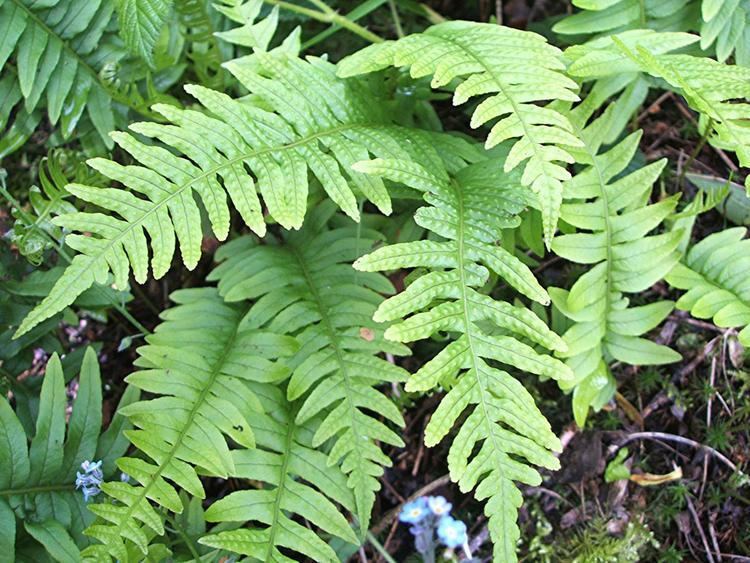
[666,227,750,345]
[115,0,174,68]
[200,388,360,561]
[82,287,297,560]
[213,0,295,53]
[0,349,136,559]
[549,109,681,426]
[207,218,409,533]
[352,156,572,562]
[566,32,750,194]
[0,0,137,147]
[337,20,583,243]
[15,51,448,338]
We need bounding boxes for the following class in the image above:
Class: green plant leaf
[15,52,454,338]
[115,0,174,67]
[83,288,297,560]
[0,349,127,562]
[24,520,81,563]
[666,228,750,346]
[208,216,410,535]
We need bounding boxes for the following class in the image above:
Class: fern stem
[261,0,384,43]
[678,118,713,190]
[301,0,388,49]
[387,0,405,38]
[366,531,397,563]
[264,407,296,561]
[0,483,74,497]
[164,514,201,561]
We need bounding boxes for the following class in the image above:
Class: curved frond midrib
[290,244,369,506]
[68,123,361,279]
[453,180,506,475]
[265,411,296,561]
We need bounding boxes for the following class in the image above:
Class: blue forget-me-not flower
[437,515,468,548]
[76,459,104,502]
[398,494,470,559]
[399,497,430,524]
[427,495,452,516]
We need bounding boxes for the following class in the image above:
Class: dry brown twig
[615,432,737,472]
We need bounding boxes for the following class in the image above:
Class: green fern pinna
[1,0,748,560]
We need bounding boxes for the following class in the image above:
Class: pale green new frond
[619,44,750,193]
[666,227,750,345]
[352,156,572,562]
[200,391,359,562]
[550,112,681,426]
[0,0,126,147]
[338,20,583,243]
[82,288,297,561]
[0,349,136,561]
[16,51,449,338]
[553,0,744,65]
[213,0,294,53]
[208,218,409,534]
[566,32,750,193]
